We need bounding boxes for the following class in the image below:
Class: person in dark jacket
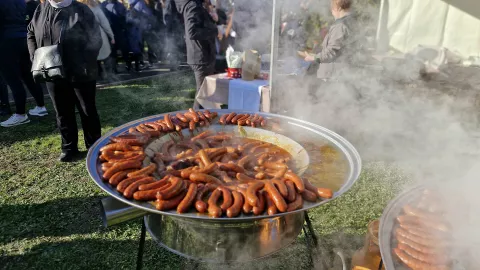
[175,0,217,91]
[27,0,102,162]
[165,0,185,64]
[101,0,131,72]
[0,0,48,127]
[126,5,144,72]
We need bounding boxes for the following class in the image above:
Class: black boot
[58,150,80,162]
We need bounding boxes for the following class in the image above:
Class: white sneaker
[29,106,48,116]
[1,114,30,127]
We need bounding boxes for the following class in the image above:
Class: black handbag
[31,19,67,83]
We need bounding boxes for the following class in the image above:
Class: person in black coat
[27,0,102,162]
[0,0,47,127]
[175,0,217,92]
[101,0,131,72]
[165,0,185,63]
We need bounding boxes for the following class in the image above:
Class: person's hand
[111,39,116,45]
[304,54,315,62]
[218,33,223,40]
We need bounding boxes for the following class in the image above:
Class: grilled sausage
[271,179,288,198]
[246,182,265,207]
[176,113,188,123]
[123,178,155,199]
[127,163,157,178]
[264,182,288,212]
[301,189,318,202]
[398,243,449,265]
[117,176,153,193]
[133,183,172,201]
[156,189,188,211]
[164,114,174,130]
[156,177,185,200]
[225,112,237,123]
[218,163,245,174]
[286,194,303,212]
[138,176,170,191]
[265,192,278,216]
[177,183,198,213]
[236,173,257,183]
[217,186,233,211]
[108,170,135,186]
[191,130,213,142]
[284,171,305,192]
[198,149,212,166]
[208,189,223,218]
[285,180,297,202]
[393,248,448,270]
[189,173,223,185]
[227,190,244,218]
[194,184,208,213]
[219,114,228,125]
[252,191,266,215]
[103,160,142,180]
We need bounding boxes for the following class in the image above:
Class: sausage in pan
[246,181,265,207]
[156,189,188,211]
[284,171,305,192]
[252,191,266,215]
[123,178,156,199]
[189,173,223,185]
[117,176,154,193]
[285,180,297,202]
[208,189,223,218]
[103,160,142,179]
[156,177,185,200]
[227,190,244,218]
[138,176,170,191]
[286,194,303,212]
[217,186,233,211]
[133,183,172,201]
[177,182,198,213]
[265,192,278,216]
[127,163,157,178]
[264,182,288,212]
[393,248,448,270]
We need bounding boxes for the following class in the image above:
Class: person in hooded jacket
[175,0,217,92]
[27,0,102,162]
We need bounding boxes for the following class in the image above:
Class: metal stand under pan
[135,211,334,270]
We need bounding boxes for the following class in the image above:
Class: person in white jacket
[78,0,116,78]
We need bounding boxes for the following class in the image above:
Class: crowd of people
[0,0,237,161]
[0,0,357,162]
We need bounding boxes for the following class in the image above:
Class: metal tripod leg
[136,219,147,270]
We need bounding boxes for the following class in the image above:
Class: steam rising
[229,0,480,267]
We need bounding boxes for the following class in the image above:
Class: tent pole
[269,0,281,113]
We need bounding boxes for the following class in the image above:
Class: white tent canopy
[376,0,480,59]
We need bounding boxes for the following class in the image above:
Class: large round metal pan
[379,185,426,270]
[86,109,362,221]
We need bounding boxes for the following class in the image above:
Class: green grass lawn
[0,72,408,269]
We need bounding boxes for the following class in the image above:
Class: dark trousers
[46,80,101,152]
[111,32,131,70]
[0,38,45,114]
[0,75,8,106]
[191,64,216,92]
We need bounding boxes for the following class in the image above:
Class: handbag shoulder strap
[57,12,69,45]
